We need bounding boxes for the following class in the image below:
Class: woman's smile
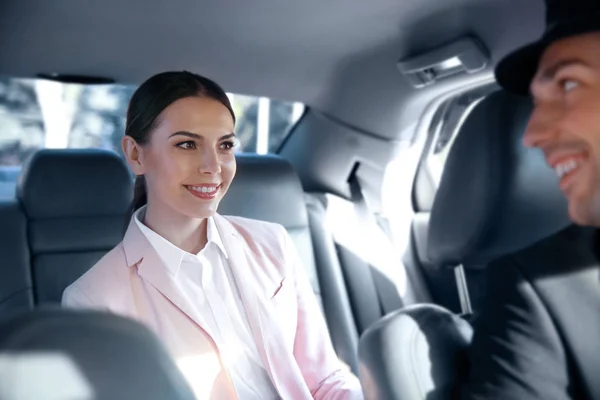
[184,183,221,200]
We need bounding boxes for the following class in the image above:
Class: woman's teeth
[187,185,218,193]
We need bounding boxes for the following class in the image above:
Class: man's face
[524,32,600,226]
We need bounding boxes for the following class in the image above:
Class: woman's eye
[562,79,580,93]
[220,141,236,150]
[176,141,196,150]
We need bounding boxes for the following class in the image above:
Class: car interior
[0,0,581,398]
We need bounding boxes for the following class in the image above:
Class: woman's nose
[198,148,221,174]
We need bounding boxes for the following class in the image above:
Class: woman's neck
[142,201,208,254]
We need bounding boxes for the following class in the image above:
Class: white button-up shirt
[135,207,278,399]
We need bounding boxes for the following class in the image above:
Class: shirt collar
[133,206,227,277]
[206,215,228,258]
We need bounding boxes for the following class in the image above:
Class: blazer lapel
[213,215,312,400]
[122,218,208,332]
[550,266,600,400]
[520,227,600,400]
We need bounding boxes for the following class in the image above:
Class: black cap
[495,0,600,95]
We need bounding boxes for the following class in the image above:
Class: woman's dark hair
[125,71,235,216]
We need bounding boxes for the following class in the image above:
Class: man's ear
[122,136,145,176]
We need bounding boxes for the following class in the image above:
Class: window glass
[0,77,304,167]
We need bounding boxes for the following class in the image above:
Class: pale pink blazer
[62,214,363,399]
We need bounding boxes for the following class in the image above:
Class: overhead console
[397,36,490,89]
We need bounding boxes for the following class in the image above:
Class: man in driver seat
[464,0,600,399]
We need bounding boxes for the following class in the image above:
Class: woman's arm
[282,227,364,400]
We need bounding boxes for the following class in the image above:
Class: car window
[0,76,305,168]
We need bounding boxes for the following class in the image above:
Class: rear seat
[17,149,133,305]
[0,149,359,372]
[0,200,32,315]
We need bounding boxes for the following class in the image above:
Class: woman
[62,71,363,399]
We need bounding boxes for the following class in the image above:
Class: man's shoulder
[467,224,600,400]
[502,224,597,279]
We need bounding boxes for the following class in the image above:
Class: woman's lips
[184,184,220,200]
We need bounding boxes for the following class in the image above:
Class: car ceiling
[0,0,543,139]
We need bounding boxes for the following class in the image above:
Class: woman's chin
[181,203,220,219]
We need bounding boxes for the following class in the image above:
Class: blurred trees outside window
[0,76,304,167]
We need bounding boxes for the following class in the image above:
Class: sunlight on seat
[381,146,422,252]
[0,352,94,400]
[323,193,408,299]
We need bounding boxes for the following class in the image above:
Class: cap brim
[495,40,547,95]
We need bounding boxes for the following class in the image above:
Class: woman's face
[124,96,237,219]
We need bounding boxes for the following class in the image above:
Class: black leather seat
[0,200,32,315]
[0,308,195,400]
[359,303,473,400]
[218,153,359,373]
[6,150,359,373]
[358,90,572,399]
[427,91,569,273]
[17,149,133,305]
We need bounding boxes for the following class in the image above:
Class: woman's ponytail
[124,175,147,234]
[132,175,147,212]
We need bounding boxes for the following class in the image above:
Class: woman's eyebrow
[219,133,237,140]
[168,131,236,140]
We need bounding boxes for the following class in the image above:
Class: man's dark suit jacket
[462,225,600,400]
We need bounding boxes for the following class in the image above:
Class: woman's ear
[122,136,145,176]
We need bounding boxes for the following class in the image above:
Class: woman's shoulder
[64,242,129,301]
[221,215,286,236]
[220,215,288,249]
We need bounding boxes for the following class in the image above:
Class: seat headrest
[218,153,308,229]
[0,309,195,400]
[358,304,473,399]
[17,149,133,219]
[428,90,570,267]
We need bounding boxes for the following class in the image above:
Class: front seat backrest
[428,90,570,268]
[0,309,195,400]
[17,149,133,305]
[358,90,571,400]
[359,304,473,400]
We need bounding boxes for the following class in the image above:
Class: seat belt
[348,163,404,316]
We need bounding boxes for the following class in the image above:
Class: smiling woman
[121,72,238,228]
[61,71,363,399]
